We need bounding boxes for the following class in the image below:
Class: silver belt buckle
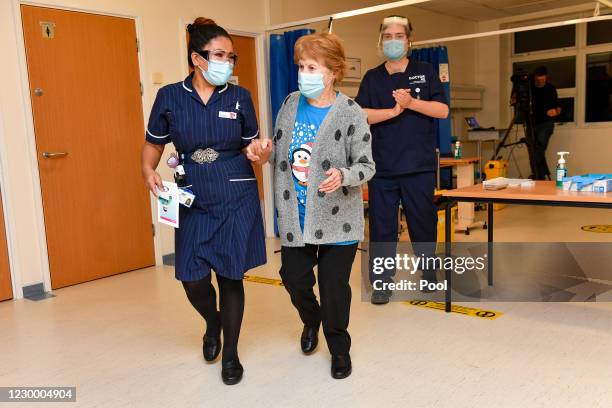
[191,148,219,164]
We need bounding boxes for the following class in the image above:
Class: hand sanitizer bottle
[556,152,569,188]
[454,141,462,159]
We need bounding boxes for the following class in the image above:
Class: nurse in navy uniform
[355,16,449,305]
[140,17,266,385]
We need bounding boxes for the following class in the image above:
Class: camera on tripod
[491,70,536,173]
[510,70,533,124]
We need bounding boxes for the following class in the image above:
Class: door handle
[42,152,68,159]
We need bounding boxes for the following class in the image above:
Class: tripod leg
[524,122,538,179]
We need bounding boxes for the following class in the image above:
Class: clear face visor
[378,16,411,48]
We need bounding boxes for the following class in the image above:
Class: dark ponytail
[187,17,232,68]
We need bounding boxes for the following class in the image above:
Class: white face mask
[199,59,234,86]
[298,72,326,99]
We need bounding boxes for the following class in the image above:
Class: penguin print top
[288,94,357,245]
[288,95,331,230]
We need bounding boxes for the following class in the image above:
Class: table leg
[445,200,452,312]
[478,140,483,183]
[456,163,475,231]
[488,201,494,286]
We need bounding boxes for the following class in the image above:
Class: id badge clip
[178,188,195,208]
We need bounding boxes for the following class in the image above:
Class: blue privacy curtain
[270,29,314,125]
[411,46,452,156]
[270,28,314,236]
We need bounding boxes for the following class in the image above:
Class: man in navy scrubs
[355,16,449,304]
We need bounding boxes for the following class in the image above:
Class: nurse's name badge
[219,111,238,120]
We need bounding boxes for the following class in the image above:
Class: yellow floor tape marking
[581,225,612,233]
[243,275,284,286]
[404,300,503,320]
[243,277,502,320]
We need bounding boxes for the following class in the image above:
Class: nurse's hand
[391,102,404,117]
[143,169,164,197]
[319,168,343,193]
[245,139,272,164]
[393,89,414,109]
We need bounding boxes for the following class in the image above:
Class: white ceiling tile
[413,0,592,21]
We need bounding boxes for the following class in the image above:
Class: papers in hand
[157,181,179,228]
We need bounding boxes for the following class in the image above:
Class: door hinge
[152,223,155,236]
[136,38,140,52]
[140,82,143,95]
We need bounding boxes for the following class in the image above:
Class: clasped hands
[391,88,414,117]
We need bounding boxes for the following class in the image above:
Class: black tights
[182,274,244,362]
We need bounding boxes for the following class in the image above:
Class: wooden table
[439,157,483,234]
[440,181,612,312]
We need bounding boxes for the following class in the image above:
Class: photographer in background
[529,66,561,180]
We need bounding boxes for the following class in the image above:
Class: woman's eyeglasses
[195,49,238,65]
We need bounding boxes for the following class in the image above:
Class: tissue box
[563,174,612,192]
[593,177,612,193]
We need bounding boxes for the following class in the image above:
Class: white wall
[475,3,612,177]
[0,0,266,294]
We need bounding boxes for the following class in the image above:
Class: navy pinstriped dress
[145,74,267,281]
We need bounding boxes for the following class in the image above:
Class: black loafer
[370,289,391,305]
[203,335,221,362]
[300,326,319,355]
[331,354,352,379]
[221,359,244,385]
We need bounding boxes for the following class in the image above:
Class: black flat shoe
[331,354,352,379]
[221,359,244,385]
[203,335,221,362]
[370,289,391,305]
[300,326,319,355]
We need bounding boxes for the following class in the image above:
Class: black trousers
[367,172,438,284]
[526,120,554,180]
[533,121,554,180]
[280,243,358,356]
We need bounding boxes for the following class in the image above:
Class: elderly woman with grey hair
[247,32,374,380]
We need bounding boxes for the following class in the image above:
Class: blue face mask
[383,39,408,61]
[199,60,234,86]
[298,72,326,100]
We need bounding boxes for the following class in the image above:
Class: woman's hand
[391,102,405,118]
[143,168,163,197]
[245,139,272,164]
[319,168,343,193]
[393,88,414,110]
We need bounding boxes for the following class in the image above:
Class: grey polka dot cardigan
[269,91,375,247]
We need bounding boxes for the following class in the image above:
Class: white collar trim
[183,79,228,94]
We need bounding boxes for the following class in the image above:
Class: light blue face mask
[383,39,408,61]
[298,72,326,100]
[199,60,234,86]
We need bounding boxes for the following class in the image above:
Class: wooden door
[0,190,12,301]
[21,6,155,289]
[186,31,264,199]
